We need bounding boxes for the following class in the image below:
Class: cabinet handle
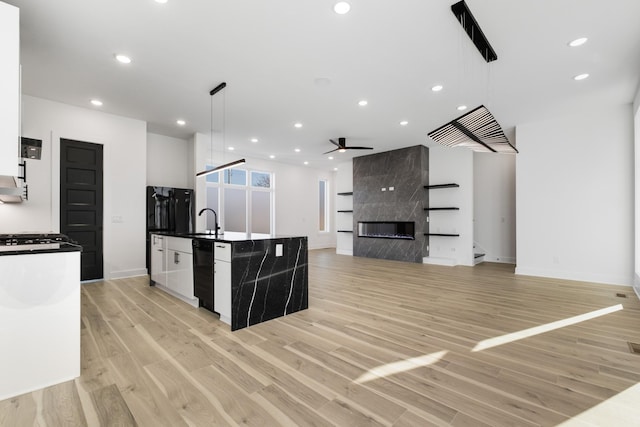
[158,249,163,252]
[174,252,180,264]
[216,245,226,249]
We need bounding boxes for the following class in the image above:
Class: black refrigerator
[146,186,194,272]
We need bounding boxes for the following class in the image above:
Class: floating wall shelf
[425,207,460,211]
[337,192,353,196]
[337,210,353,213]
[425,233,460,237]
[337,230,353,233]
[425,184,459,189]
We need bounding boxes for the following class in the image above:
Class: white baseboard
[515,267,632,287]
[633,273,640,300]
[336,249,353,256]
[107,268,148,280]
[484,256,516,264]
[423,256,457,266]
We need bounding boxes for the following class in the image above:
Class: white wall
[192,133,336,250]
[516,104,634,286]
[427,146,474,266]
[634,89,640,296]
[473,152,516,263]
[335,160,353,255]
[0,95,148,279]
[147,133,190,188]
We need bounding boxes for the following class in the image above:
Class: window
[205,165,274,236]
[319,179,329,232]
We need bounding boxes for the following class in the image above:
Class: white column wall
[427,146,474,266]
[516,104,634,286]
[147,133,190,188]
[335,160,353,256]
[633,88,640,297]
[473,152,516,263]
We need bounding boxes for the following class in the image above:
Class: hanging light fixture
[427,2,516,153]
[428,105,517,153]
[196,82,246,178]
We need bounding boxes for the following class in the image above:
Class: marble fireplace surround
[353,145,429,263]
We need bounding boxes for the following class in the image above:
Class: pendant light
[427,1,516,154]
[196,82,246,178]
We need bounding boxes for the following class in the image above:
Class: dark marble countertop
[151,231,306,243]
[0,242,82,256]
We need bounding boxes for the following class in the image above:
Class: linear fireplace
[358,221,415,240]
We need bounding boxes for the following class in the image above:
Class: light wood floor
[2,250,640,426]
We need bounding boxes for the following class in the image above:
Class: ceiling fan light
[338,148,346,153]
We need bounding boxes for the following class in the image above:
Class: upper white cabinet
[0,1,19,177]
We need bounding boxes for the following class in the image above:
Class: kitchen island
[151,233,308,331]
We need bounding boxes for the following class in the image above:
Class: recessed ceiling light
[333,167,338,171]
[400,120,409,126]
[431,85,443,92]
[358,100,368,106]
[155,0,168,3]
[294,122,303,128]
[568,37,588,47]
[303,161,309,165]
[228,147,235,151]
[115,54,131,64]
[295,148,301,153]
[269,155,275,159]
[334,2,351,14]
[250,138,258,143]
[176,119,186,126]
[90,99,103,107]
[457,105,467,111]
[328,156,334,160]
[574,73,590,81]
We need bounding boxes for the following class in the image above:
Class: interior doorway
[60,138,104,281]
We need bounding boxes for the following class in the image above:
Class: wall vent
[628,342,640,355]
[616,293,627,298]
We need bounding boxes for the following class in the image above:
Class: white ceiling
[7,0,640,170]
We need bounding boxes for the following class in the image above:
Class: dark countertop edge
[151,232,307,243]
[0,245,82,256]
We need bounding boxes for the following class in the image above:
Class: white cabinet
[163,236,197,306]
[166,248,194,299]
[214,242,231,325]
[150,234,167,286]
[0,2,20,177]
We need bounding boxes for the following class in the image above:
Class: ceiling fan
[323,137,373,154]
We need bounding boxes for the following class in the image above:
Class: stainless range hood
[0,175,25,203]
[0,138,39,203]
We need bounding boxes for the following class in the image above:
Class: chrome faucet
[198,208,220,238]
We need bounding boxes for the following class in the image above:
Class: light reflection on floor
[352,303,636,424]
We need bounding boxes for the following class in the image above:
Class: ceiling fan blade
[328,139,342,148]
[346,146,373,150]
[323,147,341,154]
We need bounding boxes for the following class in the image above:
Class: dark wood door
[60,138,104,281]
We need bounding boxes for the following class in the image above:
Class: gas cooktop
[0,233,75,246]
